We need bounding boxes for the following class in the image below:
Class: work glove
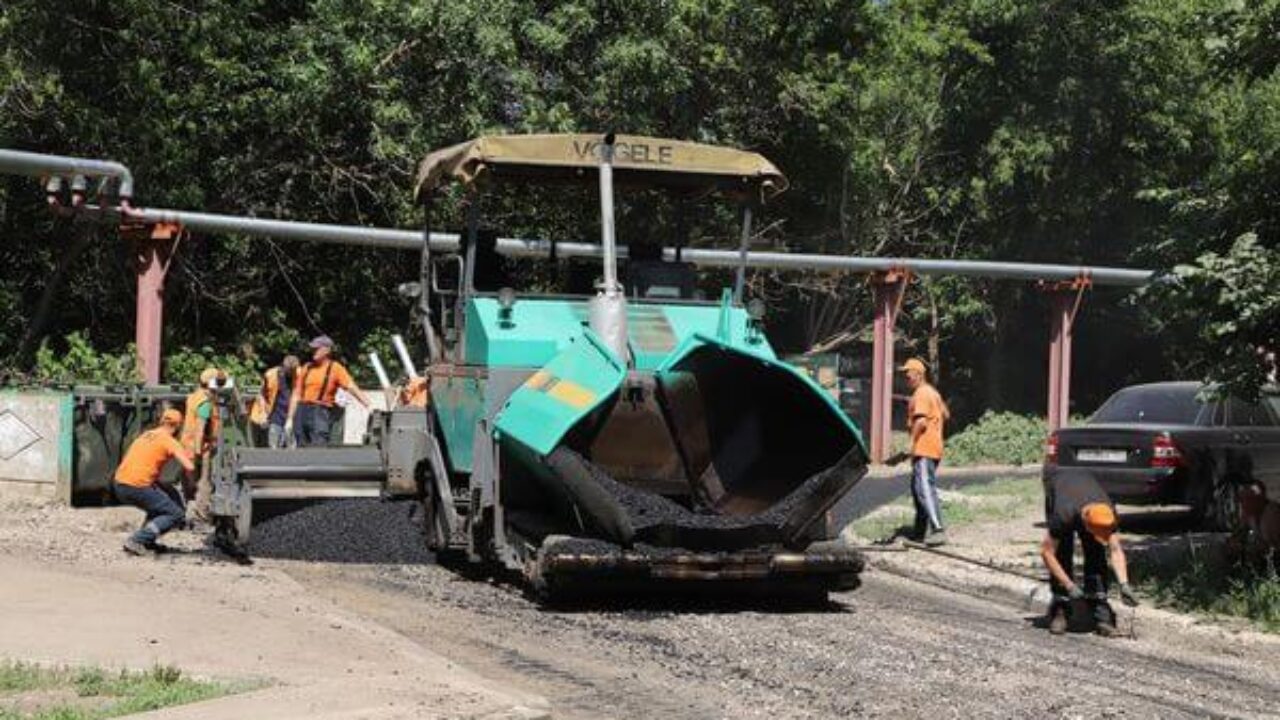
[284,420,293,438]
[1118,582,1139,607]
[1067,585,1085,601]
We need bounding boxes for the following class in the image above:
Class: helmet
[160,408,183,427]
[199,367,226,386]
[1082,502,1118,543]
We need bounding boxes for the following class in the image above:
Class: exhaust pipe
[589,133,629,363]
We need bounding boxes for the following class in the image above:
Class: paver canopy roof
[415,133,787,202]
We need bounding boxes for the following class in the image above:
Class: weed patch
[0,662,248,720]
[1136,548,1280,633]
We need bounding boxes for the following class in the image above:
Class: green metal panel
[431,375,485,474]
[463,294,776,371]
[493,332,626,457]
[657,333,866,450]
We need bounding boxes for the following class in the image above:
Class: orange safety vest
[398,377,430,408]
[181,387,222,453]
[250,367,283,426]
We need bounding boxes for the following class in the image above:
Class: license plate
[1077,448,1128,463]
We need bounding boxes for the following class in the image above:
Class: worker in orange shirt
[182,367,226,525]
[284,335,371,446]
[901,358,950,546]
[114,409,196,555]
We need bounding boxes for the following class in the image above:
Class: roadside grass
[846,475,1043,541]
[0,662,249,720]
[1135,549,1280,633]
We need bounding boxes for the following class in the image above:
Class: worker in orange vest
[181,367,226,525]
[115,409,196,555]
[250,355,300,448]
[399,376,430,408]
[901,358,950,546]
[284,335,371,446]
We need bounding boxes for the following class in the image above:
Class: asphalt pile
[249,499,434,564]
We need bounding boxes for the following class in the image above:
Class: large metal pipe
[0,148,135,198]
[83,204,1153,287]
[129,206,457,251]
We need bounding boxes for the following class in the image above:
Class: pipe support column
[1044,278,1089,432]
[130,223,180,384]
[869,271,909,464]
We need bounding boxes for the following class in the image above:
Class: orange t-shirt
[115,428,191,488]
[294,359,355,407]
[907,383,947,460]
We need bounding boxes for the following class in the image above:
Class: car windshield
[1090,385,1206,425]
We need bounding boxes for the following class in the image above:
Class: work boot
[122,538,151,556]
[924,529,948,547]
[1048,607,1068,635]
[1094,620,1118,638]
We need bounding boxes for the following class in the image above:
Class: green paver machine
[211,133,869,599]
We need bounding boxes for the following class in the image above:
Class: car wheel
[1201,478,1240,532]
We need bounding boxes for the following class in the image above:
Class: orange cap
[159,408,183,427]
[899,358,927,375]
[1082,502,1117,542]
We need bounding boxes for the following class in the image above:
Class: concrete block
[0,390,73,500]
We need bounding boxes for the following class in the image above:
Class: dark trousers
[115,482,186,546]
[1050,529,1114,624]
[295,403,332,446]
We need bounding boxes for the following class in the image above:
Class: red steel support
[1044,276,1090,432]
[129,222,181,384]
[869,270,910,463]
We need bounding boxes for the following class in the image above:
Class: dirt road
[265,503,1280,720]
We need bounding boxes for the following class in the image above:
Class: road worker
[284,335,371,446]
[250,355,300,448]
[901,358,949,546]
[114,409,196,555]
[399,376,430,408]
[1040,466,1139,636]
[182,367,226,525]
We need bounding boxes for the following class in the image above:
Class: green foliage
[946,411,1047,467]
[163,346,260,387]
[32,333,140,385]
[1144,234,1279,400]
[0,0,1275,411]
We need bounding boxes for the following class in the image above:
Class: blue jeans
[268,422,294,448]
[295,404,332,446]
[115,482,186,546]
[911,457,944,535]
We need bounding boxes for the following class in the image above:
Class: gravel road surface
[264,500,1280,720]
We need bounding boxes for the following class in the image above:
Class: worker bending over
[1040,467,1139,636]
[901,358,949,546]
[182,367,226,525]
[285,335,371,446]
[115,409,196,555]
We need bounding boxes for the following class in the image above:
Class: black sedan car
[1044,382,1280,529]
